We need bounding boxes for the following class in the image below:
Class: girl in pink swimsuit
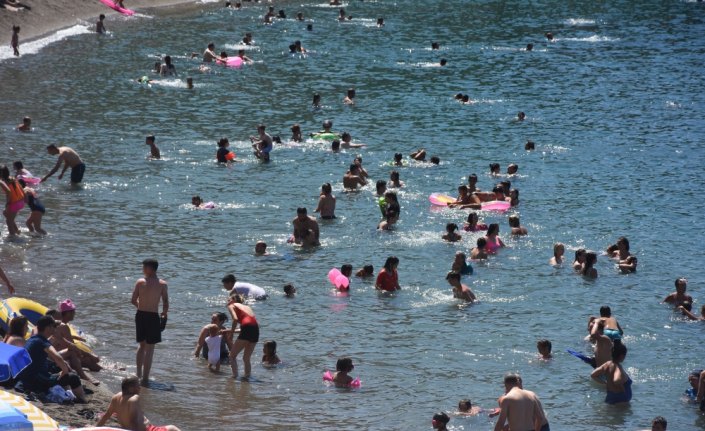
[484,223,505,254]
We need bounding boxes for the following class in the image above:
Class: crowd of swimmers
[2,1,699,430]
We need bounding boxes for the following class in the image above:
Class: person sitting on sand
[678,303,705,321]
[251,124,273,162]
[442,223,462,242]
[343,164,367,190]
[508,215,528,235]
[451,251,473,276]
[254,241,268,256]
[457,399,485,416]
[290,207,320,247]
[314,183,336,219]
[550,243,564,265]
[591,341,632,405]
[51,299,102,382]
[18,316,87,403]
[16,116,31,132]
[145,135,160,159]
[471,238,488,260]
[194,312,229,362]
[97,376,181,431]
[446,271,476,302]
[355,265,374,278]
[261,340,281,366]
[290,124,303,142]
[97,14,106,34]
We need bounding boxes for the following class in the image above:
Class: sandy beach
[0,0,202,43]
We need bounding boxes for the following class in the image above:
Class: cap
[59,299,76,313]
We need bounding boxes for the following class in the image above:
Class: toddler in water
[432,412,450,430]
[442,223,462,242]
[537,339,553,360]
[261,340,281,366]
[333,357,356,387]
[314,183,336,219]
[18,179,47,235]
[283,284,296,297]
[205,324,225,372]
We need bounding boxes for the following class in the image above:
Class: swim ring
[0,298,94,354]
[481,200,511,212]
[16,175,40,185]
[327,269,349,290]
[428,193,455,206]
[311,132,340,141]
[323,370,361,388]
[216,57,243,68]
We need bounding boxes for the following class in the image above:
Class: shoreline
[0,0,207,44]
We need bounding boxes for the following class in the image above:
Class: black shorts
[70,163,86,183]
[135,310,161,344]
[238,325,259,343]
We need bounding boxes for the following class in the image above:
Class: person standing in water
[131,259,169,386]
[493,373,550,431]
[96,15,106,34]
[145,135,160,159]
[41,145,86,184]
[227,293,259,379]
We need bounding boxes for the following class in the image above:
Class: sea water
[1,0,705,429]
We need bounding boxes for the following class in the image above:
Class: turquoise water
[2,0,705,429]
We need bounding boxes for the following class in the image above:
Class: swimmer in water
[507,163,518,175]
[545,32,554,41]
[314,183,336,219]
[293,41,306,54]
[340,132,365,148]
[484,224,506,253]
[216,138,235,163]
[343,164,367,190]
[595,306,624,341]
[261,340,281,366]
[446,271,475,302]
[312,93,321,108]
[203,43,217,63]
[649,417,667,431]
[283,284,296,297]
[467,173,480,192]
[375,256,400,292]
[332,357,355,387]
[160,55,177,77]
[573,248,586,271]
[278,10,286,19]
[96,15,106,34]
[607,236,631,260]
[343,88,355,105]
[508,215,527,235]
[251,124,273,162]
[337,9,346,22]
[254,241,268,256]
[591,341,632,405]
[387,171,404,188]
[145,135,160,159]
[581,252,598,278]
[355,265,374,278]
[19,179,47,235]
[448,185,472,208]
[517,111,526,121]
[663,277,692,308]
[432,42,440,50]
[16,116,31,132]
[290,207,320,247]
[186,77,193,89]
[296,12,304,21]
[537,339,552,360]
[526,43,533,51]
[375,180,387,197]
[377,192,399,230]
[463,212,487,232]
[191,196,206,208]
[618,255,637,273]
[549,243,565,265]
[432,412,449,430]
[290,124,302,142]
[525,140,535,150]
[410,149,427,161]
[442,223,462,242]
[471,238,488,260]
[377,17,385,27]
[331,140,341,152]
[440,59,447,66]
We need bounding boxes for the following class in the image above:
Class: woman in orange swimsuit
[227,294,259,379]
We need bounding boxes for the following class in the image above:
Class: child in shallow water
[333,357,355,387]
[442,223,462,242]
[261,340,281,366]
[205,324,224,372]
[537,339,553,360]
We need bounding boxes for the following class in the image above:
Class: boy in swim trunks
[251,124,273,162]
[42,145,86,184]
[663,277,692,308]
[131,259,169,386]
[97,376,181,431]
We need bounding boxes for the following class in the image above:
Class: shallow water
[1,0,705,429]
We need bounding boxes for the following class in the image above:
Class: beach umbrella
[0,390,58,431]
[0,400,32,430]
[0,343,31,382]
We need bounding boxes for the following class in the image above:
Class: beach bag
[46,385,75,404]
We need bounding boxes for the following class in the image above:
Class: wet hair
[336,357,354,372]
[0,166,10,183]
[217,138,229,147]
[507,163,518,174]
[675,277,687,288]
[122,376,140,394]
[296,207,307,215]
[553,243,564,257]
[341,132,351,140]
[376,180,387,191]
[12,161,23,170]
[142,259,159,272]
[146,135,155,143]
[432,412,450,424]
[430,156,440,164]
[457,185,468,194]
[617,236,630,251]
[574,248,586,261]
[440,59,447,66]
[46,144,58,151]
[461,95,469,103]
[349,163,358,173]
[599,306,611,318]
[508,215,520,227]
[468,173,478,183]
[445,271,460,281]
[525,140,535,150]
[526,43,533,51]
[222,274,236,284]
[390,171,400,181]
[164,55,172,64]
[518,111,526,120]
[466,212,478,224]
[331,140,340,151]
[36,316,56,333]
[321,183,332,194]
[307,24,313,31]
[208,43,215,49]
[537,339,552,353]
[383,256,399,271]
[492,185,504,194]
[486,223,500,236]
[347,88,355,97]
[611,340,627,362]
[215,312,228,323]
[394,153,402,162]
[489,163,500,173]
[283,284,295,295]
[99,14,105,19]
[455,93,463,100]
[476,237,487,248]
[582,252,597,274]
[263,340,277,355]
[446,223,458,233]
[192,195,202,204]
[363,265,374,274]
[8,316,28,337]
[340,264,353,276]
[291,124,301,132]
[458,399,472,411]
[652,416,667,429]
[45,309,60,319]
[503,372,521,386]
[432,42,440,49]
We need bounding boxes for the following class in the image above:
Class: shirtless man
[51,299,101,384]
[471,185,506,204]
[595,306,623,341]
[343,165,367,190]
[589,319,614,368]
[16,116,31,132]
[467,173,480,193]
[96,376,180,431]
[663,277,692,307]
[445,271,476,303]
[97,14,106,34]
[41,145,86,184]
[314,183,336,219]
[251,124,273,162]
[131,259,169,385]
[145,135,160,159]
[291,208,320,247]
[343,88,355,105]
[493,373,550,431]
